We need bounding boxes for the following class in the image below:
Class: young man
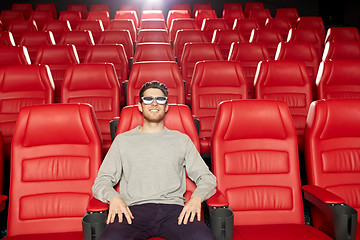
[92,81,217,240]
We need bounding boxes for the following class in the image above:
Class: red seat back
[97,30,134,58]
[248,8,272,27]
[166,10,190,30]
[0,31,16,46]
[249,28,283,59]
[325,27,360,43]
[59,10,82,29]
[137,29,169,43]
[41,20,72,43]
[232,18,261,41]
[87,11,110,29]
[194,9,217,28]
[287,28,324,57]
[140,10,165,21]
[7,19,38,44]
[211,99,303,225]
[35,3,58,19]
[244,2,264,18]
[296,16,325,43]
[75,20,104,44]
[169,18,198,42]
[192,3,213,18]
[212,29,246,59]
[0,45,31,65]
[68,4,88,19]
[201,18,230,41]
[114,10,139,29]
[222,9,245,28]
[106,19,137,42]
[59,30,95,63]
[265,17,292,40]
[140,19,167,30]
[173,29,208,61]
[7,103,102,236]
[275,8,299,27]
[133,43,175,63]
[11,3,33,19]
[19,31,55,62]
[322,41,360,61]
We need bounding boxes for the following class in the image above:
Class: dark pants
[99,203,215,240]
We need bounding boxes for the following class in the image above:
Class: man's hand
[107,196,134,224]
[178,195,202,225]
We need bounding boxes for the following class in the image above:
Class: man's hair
[139,81,168,102]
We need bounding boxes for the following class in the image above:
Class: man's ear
[165,103,169,113]
[138,102,143,113]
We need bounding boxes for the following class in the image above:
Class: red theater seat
[191,60,247,154]
[324,26,360,43]
[114,10,139,29]
[19,31,56,63]
[0,31,15,46]
[248,8,272,28]
[98,30,134,59]
[11,3,32,20]
[212,29,246,59]
[35,3,58,19]
[120,4,140,20]
[192,3,212,17]
[322,40,360,61]
[244,2,264,18]
[201,18,230,41]
[140,19,167,30]
[211,99,334,240]
[133,43,175,63]
[62,63,120,155]
[90,4,110,13]
[275,8,299,27]
[5,103,102,239]
[316,59,360,99]
[171,4,191,17]
[254,60,312,151]
[304,99,359,240]
[265,17,292,40]
[75,19,104,44]
[137,29,169,43]
[194,9,217,29]
[140,10,165,20]
[296,16,325,43]
[287,28,324,58]
[87,11,110,29]
[228,42,270,99]
[232,18,260,41]
[127,61,184,105]
[0,45,31,65]
[6,19,38,45]
[68,4,88,19]
[35,44,80,103]
[250,28,283,59]
[169,18,198,43]
[0,65,54,161]
[173,29,208,62]
[0,10,24,31]
[29,10,54,30]
[107,19,137,42]
[166,9,190,30]
[58,10,81,29]
[41,20,72,43]
[222,9,245,28]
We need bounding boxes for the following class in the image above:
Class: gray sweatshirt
[92,126,217,206]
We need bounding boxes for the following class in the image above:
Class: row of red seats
[0,98,358,240]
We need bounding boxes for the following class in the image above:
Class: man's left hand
[177,195,202,225]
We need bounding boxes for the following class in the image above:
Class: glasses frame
[141,96,168,105]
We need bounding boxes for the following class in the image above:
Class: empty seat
[287,28,324,57]
[87,11,110,29]
[0,10,25,30]
[58,30,95,63]
[139,19,167,30]
[194,10,217,29]
[211,99,333,240]
[248,8,272,28]
[35,3,57,19]
[192,3,212,18]
[254,60,313,151]
[316,59,360,99]
[0,31,15,46]
[97,30,134,59]
[250,28,283,59]
[173,29,208,61]
[11,3,33,19]
[114,10,139,29]
[59,10,82,29]
[6,103,101,239]
[34,44,80,103]
[29,10,54,30]
[212,29,246,59]
[90,4,110,13]
[275,42,320,99]
[75,19,104,44]
[180,42,223,105]
[120,4,140,20]
[62,63,120,155]
[304,98,360,240]
[296,16,325,43]
[0,64,54,160]
[265,17,292,40]
[232,18,261,41]
[222,9,245,28]
[68,4,88,19]
[0,45,31,65]
[7,20,38,44]
[140,10,165,20]
[191,60,247,154]
[171,4,191,17]
[137,29,169,43]
[201,18,230,41]
[84,44,128,106]
[41,20,72,43]
[322,40,360,61]
[133,43,175,63]
[166,9,190,30]
[169,18,198,43]
[107,19,137,42]
[228,42,270,99]
[223,2,243,11]
[127,61,184,105]
[19,31,56,62]
[325,26,360,43]
[244,2,264,18]
[275,8,299,27]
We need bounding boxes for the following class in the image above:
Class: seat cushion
[233,224,333,240]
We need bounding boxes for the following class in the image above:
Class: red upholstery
[0,31,16,46]
[114,10,139,29]
[166,10,190,30]
[68,4,88,19]
[191,60,247,154]
[325,27,360,43]
[192,3,213,18]
[244,2,264,18]
[90,4,110,12]
[58,10,82,29]
[120,4,140,20]
[316,59,360,99]
[140,10,165,20]
[287,28,324,58]
[58,30,95,63]
[275,42,320,99]
[5,103,102,239]
[11,3,33,20]
[201,18,230,41]
[140,19,167,30]
[7,20,38,44]
[169,19,198,42]
[0,132,4,196]
[232,18,261,41]
[35,44,79,103]
[265,17,292,40]
[228,42,270,98]
[322,41,360,61]
[173,29,208,61]
[87,11,110,29]
[211,99,333,240]
[180,42,223,105]
[35,3,58,19]
[212,29,246,59]
[97,30,134,59]
[137,29,169,43]
[0,64,54,161]
[223,3,243,11]
[248,8,272,28]
[75,20,104,44]
[127,61,184,105]
[222,9,245,28]
[250,28,283,59]
[0,45,31,65]
[255,60,312,151]
[19,31,55,62]
[171,4,192,17]
[296,16,325,43]
[106,19,137,42]
[41,20,72,43]
[29,10,53,30]
[0,10,24,31]
[304,99,360,239]
[62,63,120,155]
[275,8,299,27]
[133,43,175,63]
[194,10,217,29]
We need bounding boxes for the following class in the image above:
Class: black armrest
[110,118,119,142]
[302,185,357,240]
[82,197,109,240]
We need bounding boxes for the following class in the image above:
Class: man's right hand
[107,196,134,224]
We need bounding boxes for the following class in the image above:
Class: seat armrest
[206,190,229,208]
[86,197,109,212]
[302,185,357,240]
[110,117,120,142]
[0,195,7,212]
[83,197,108,240]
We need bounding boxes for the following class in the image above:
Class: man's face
[138,88,169,123]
